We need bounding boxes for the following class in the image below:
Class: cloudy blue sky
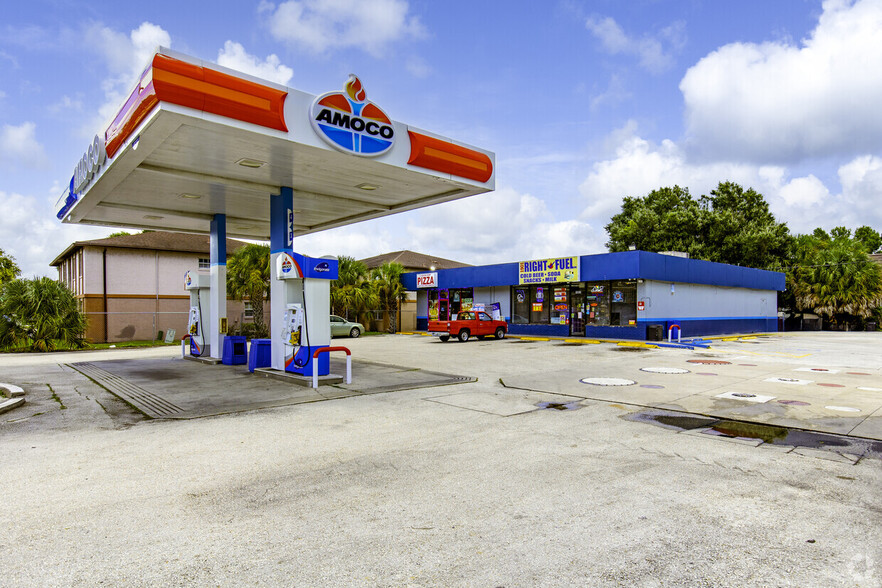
[2,0,882,276]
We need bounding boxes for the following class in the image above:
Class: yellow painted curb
[515,336,551,341]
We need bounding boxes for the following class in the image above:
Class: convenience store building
[402,251,785,340]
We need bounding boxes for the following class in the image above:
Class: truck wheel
[495,327,505,339]
[439,335,450,342]
[458,329,470,342]
[350,327,361,338]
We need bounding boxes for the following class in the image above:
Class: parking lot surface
[1,332,880,586]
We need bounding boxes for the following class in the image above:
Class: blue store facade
[401,251,785,340]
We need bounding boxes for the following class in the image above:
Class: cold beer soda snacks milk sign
[518,257,580,285]
[311,75,395,156]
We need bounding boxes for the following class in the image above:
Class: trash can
[646,324,664,341]
[222,336,247,365]
[248,338,272,372]
[866,321,878,332]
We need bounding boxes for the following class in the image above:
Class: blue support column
[209,214,226,359]
[270,188,294,370]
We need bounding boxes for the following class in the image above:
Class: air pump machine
[184,270,211,357]
[274,252,338,376]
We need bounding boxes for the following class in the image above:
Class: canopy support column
[270,187,294,370]
[209,214,227,359]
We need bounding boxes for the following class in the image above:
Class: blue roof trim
[402,251,785,291]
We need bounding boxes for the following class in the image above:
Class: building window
[198,258,210,269]
[428,288,474,321]
[244,301,254,319]
[512,280,638,328]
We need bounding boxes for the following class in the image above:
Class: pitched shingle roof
[358,250,470,272]
[51,231,250,266]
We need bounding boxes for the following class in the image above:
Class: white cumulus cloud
[680,0,882,163]
[263,0,425,57]
[0,122,48,169]
[577,123,882,237]
[585,16,685,73]
[216,41,294,86]
[0,190,108,278]
[78,22,171,137]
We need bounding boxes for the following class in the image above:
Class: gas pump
[184,270,211,357]
[274,252,338,376]
[282,303,303,348]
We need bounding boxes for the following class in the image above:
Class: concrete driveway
[1,332,880,586]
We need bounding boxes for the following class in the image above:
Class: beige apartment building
[51,231,262,343]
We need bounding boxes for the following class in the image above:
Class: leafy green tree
[371,262,406,333]
[0,247,21,285]
[107,231,131,238]
[330,256,376,325]
[605,186,702,254]
[0,277,87,351]
[606,181,793,269]
[226,244,271,337]
[787,232,882,329]
[854,226,881,253]
[696,182,794,269]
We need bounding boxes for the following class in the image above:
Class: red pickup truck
[428,310,508,342]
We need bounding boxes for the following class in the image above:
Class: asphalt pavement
[1,332,880,586]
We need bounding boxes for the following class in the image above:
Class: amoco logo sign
[310,75,394,156]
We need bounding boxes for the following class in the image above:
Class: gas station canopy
[57,47,495,240]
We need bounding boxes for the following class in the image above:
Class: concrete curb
[0,383,25,397]
[0,397,25,414]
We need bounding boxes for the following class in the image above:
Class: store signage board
[518,256,580,285]
[416,272,438,288]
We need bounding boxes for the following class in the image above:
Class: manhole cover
[825,406,860,413]
[696,372,718,376]
[817,383,845,388]
[555,343,586,347]
[640,367,690,374]
[615,347,648,352]
[765,377,812,385]
[716,391,776,403]
[687,359,732,365]
[777,399,811,406]
[580,377,636,386]
[848,372,871,376]
[640,384,665,389]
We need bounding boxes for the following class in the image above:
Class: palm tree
[226,244,271,336]
[788,233,882,329]
[0,277,87,351]
[371,262,407,333]
[331,256,377,327]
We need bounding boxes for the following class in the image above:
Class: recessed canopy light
[356,183,379,191]
[144,214,163,220]
[236,158,266,168]
[180,193,202,199]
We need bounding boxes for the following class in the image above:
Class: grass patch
[48,384,67,410]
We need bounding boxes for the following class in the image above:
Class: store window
[609,280,638,326]
[428,288,473,321]
[585,280,637,326]
[198,258,210,269]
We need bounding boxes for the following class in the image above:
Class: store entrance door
[570,286,585,336]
